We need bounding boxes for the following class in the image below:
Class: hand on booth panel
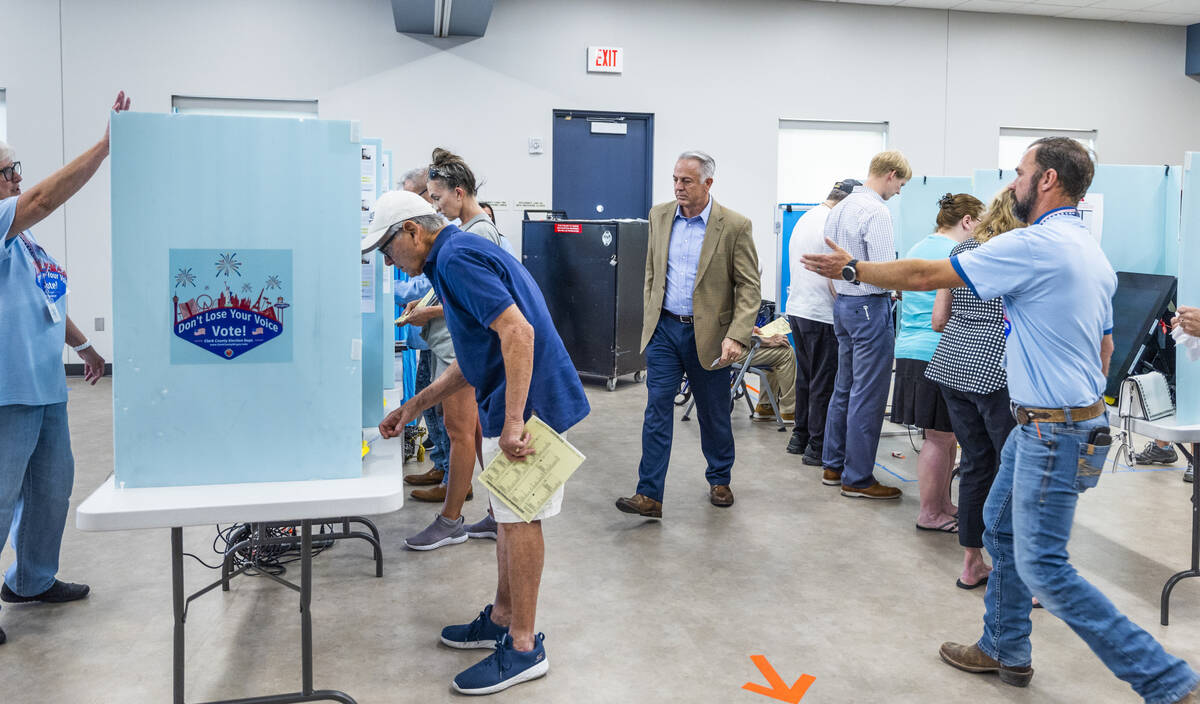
[1174,305,1200,337]
[101,91,132,152]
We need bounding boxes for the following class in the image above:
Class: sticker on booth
[170,248,293,364]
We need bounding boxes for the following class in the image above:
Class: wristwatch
[841,259,860,285]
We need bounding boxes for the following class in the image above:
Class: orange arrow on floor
[742,655,816,703]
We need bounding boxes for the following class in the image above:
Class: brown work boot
[410,485,473,503]
[709,484,734,507]
[821,468,842,486]
[404,467,445,486]
[615,493,662,518]
[939,642,1033,687]
[841,481,902,500]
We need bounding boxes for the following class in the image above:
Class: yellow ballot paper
[479,417,586,523]
[396,288,437,326]
[757,316,791,338]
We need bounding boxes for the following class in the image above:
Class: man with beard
[802,137,1199,704]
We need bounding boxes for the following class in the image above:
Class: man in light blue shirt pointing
[803,137,1199,704]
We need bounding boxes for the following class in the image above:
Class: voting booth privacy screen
[110,112,362,487]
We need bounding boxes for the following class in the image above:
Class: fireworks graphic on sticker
[241,283,252,294]
[265,275,282,290]
[214,252,243,278]
[174,267,197,289]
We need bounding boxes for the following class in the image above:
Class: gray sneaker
[405,514,468,551]
[465,513,498,540]
[1186,464,1194,484]
[1134,442,1178,465]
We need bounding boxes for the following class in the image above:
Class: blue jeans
[636,316,735,502]
[0,403,75,597]
[416,350,451,478]
[823,295,893,488]
[979,411,1199,703]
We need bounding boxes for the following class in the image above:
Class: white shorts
[481,435,565,523]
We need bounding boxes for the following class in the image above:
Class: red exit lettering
[595,48,618,67]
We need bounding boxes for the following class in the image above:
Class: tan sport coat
[640,198,761,371]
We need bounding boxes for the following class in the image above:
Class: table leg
[301,520,313,696]
[1161,442,1200,626]
[173,527,186,704]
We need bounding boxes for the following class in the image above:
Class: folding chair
[681,337,788,432]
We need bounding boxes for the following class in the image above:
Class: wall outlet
[528,137,544,155]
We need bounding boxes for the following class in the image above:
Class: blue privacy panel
[974,166,1180,275]
[1178,154,1200,425]
[362,252,385,427]
[111,112,362,488]
[891,177,973,258]
[776,203,815,313]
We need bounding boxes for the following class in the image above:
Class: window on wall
[998,127,1096,169]
[0,89,7,143]
[777,120,888,204]
[170,95,318,119]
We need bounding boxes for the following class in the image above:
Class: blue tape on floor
[876,462,918,483]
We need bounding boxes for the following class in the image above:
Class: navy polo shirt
[424,224,590,437]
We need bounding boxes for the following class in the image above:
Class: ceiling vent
[390,0,494,38]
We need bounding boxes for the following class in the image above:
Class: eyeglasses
[0,162,20,182]
[377,223,403,254]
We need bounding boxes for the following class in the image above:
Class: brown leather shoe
[709,484,734,507]
[410,485,473,503]
[404,467,445,486]
[615,493,662,518]
[821,468,842,486]
[841,481,902,500]
[939,642,1033,687]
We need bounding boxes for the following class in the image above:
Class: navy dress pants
[636,315,735,502]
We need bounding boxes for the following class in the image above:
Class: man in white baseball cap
[361,190,438,255]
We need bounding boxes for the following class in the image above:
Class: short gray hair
[0,141,13,165]
[408,213,445,233]
[400,166,427,190]
[677,150,715,181]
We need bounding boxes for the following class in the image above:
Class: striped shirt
[824,186,896,296]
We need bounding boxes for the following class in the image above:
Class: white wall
[3,0,1198,360]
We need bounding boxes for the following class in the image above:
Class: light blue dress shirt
[663,198,712,316]
[952,207,1116,408]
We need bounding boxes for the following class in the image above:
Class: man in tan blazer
[616,151,760,517]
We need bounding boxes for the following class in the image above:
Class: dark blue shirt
[425,225,590,437]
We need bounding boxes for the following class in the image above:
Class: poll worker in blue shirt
[804,137,1199,704]
[0,91,131,648]
[369,191,589,696]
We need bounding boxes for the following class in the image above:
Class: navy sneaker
[1,580,89,604]
[441,604,509,650]
[452,633,549,695]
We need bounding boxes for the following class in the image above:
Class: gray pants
[822,295,894,489]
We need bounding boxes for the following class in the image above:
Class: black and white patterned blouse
[924,239,1007,394]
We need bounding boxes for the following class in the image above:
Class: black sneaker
[786,434,805,455]
[1134,442,1178,465]
[0,625,6,645]
[0,580,90,604]
[1186,464,1194,484]
[801,447,823,466]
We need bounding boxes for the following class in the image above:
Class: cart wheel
[417,445,425,462]
[606,378,618,392]
[634,370,645,382]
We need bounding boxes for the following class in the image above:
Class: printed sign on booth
[170,248,293,364]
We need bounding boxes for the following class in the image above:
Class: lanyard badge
[19,234,67,322]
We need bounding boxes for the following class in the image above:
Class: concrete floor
[1,376,1197,703]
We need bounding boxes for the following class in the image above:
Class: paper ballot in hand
[756,316,791,338]
[479,417,586,523]
[396,288,437,326]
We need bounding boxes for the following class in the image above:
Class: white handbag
[1118,371,1175,421]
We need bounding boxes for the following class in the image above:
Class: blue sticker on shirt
[19,234,67,302]
[170,249,293,363]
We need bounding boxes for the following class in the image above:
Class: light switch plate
[94,317,105,331]
[528,137,544,155]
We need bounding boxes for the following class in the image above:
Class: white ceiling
[810,0,1200,25]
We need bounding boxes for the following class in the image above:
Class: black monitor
[1104,271,1176,398]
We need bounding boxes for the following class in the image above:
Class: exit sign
[587,46,623,74]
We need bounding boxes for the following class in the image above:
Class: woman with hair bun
[891,193,984,535]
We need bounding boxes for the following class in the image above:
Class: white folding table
[1128,414,1200,626]
[76,432,407,704]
